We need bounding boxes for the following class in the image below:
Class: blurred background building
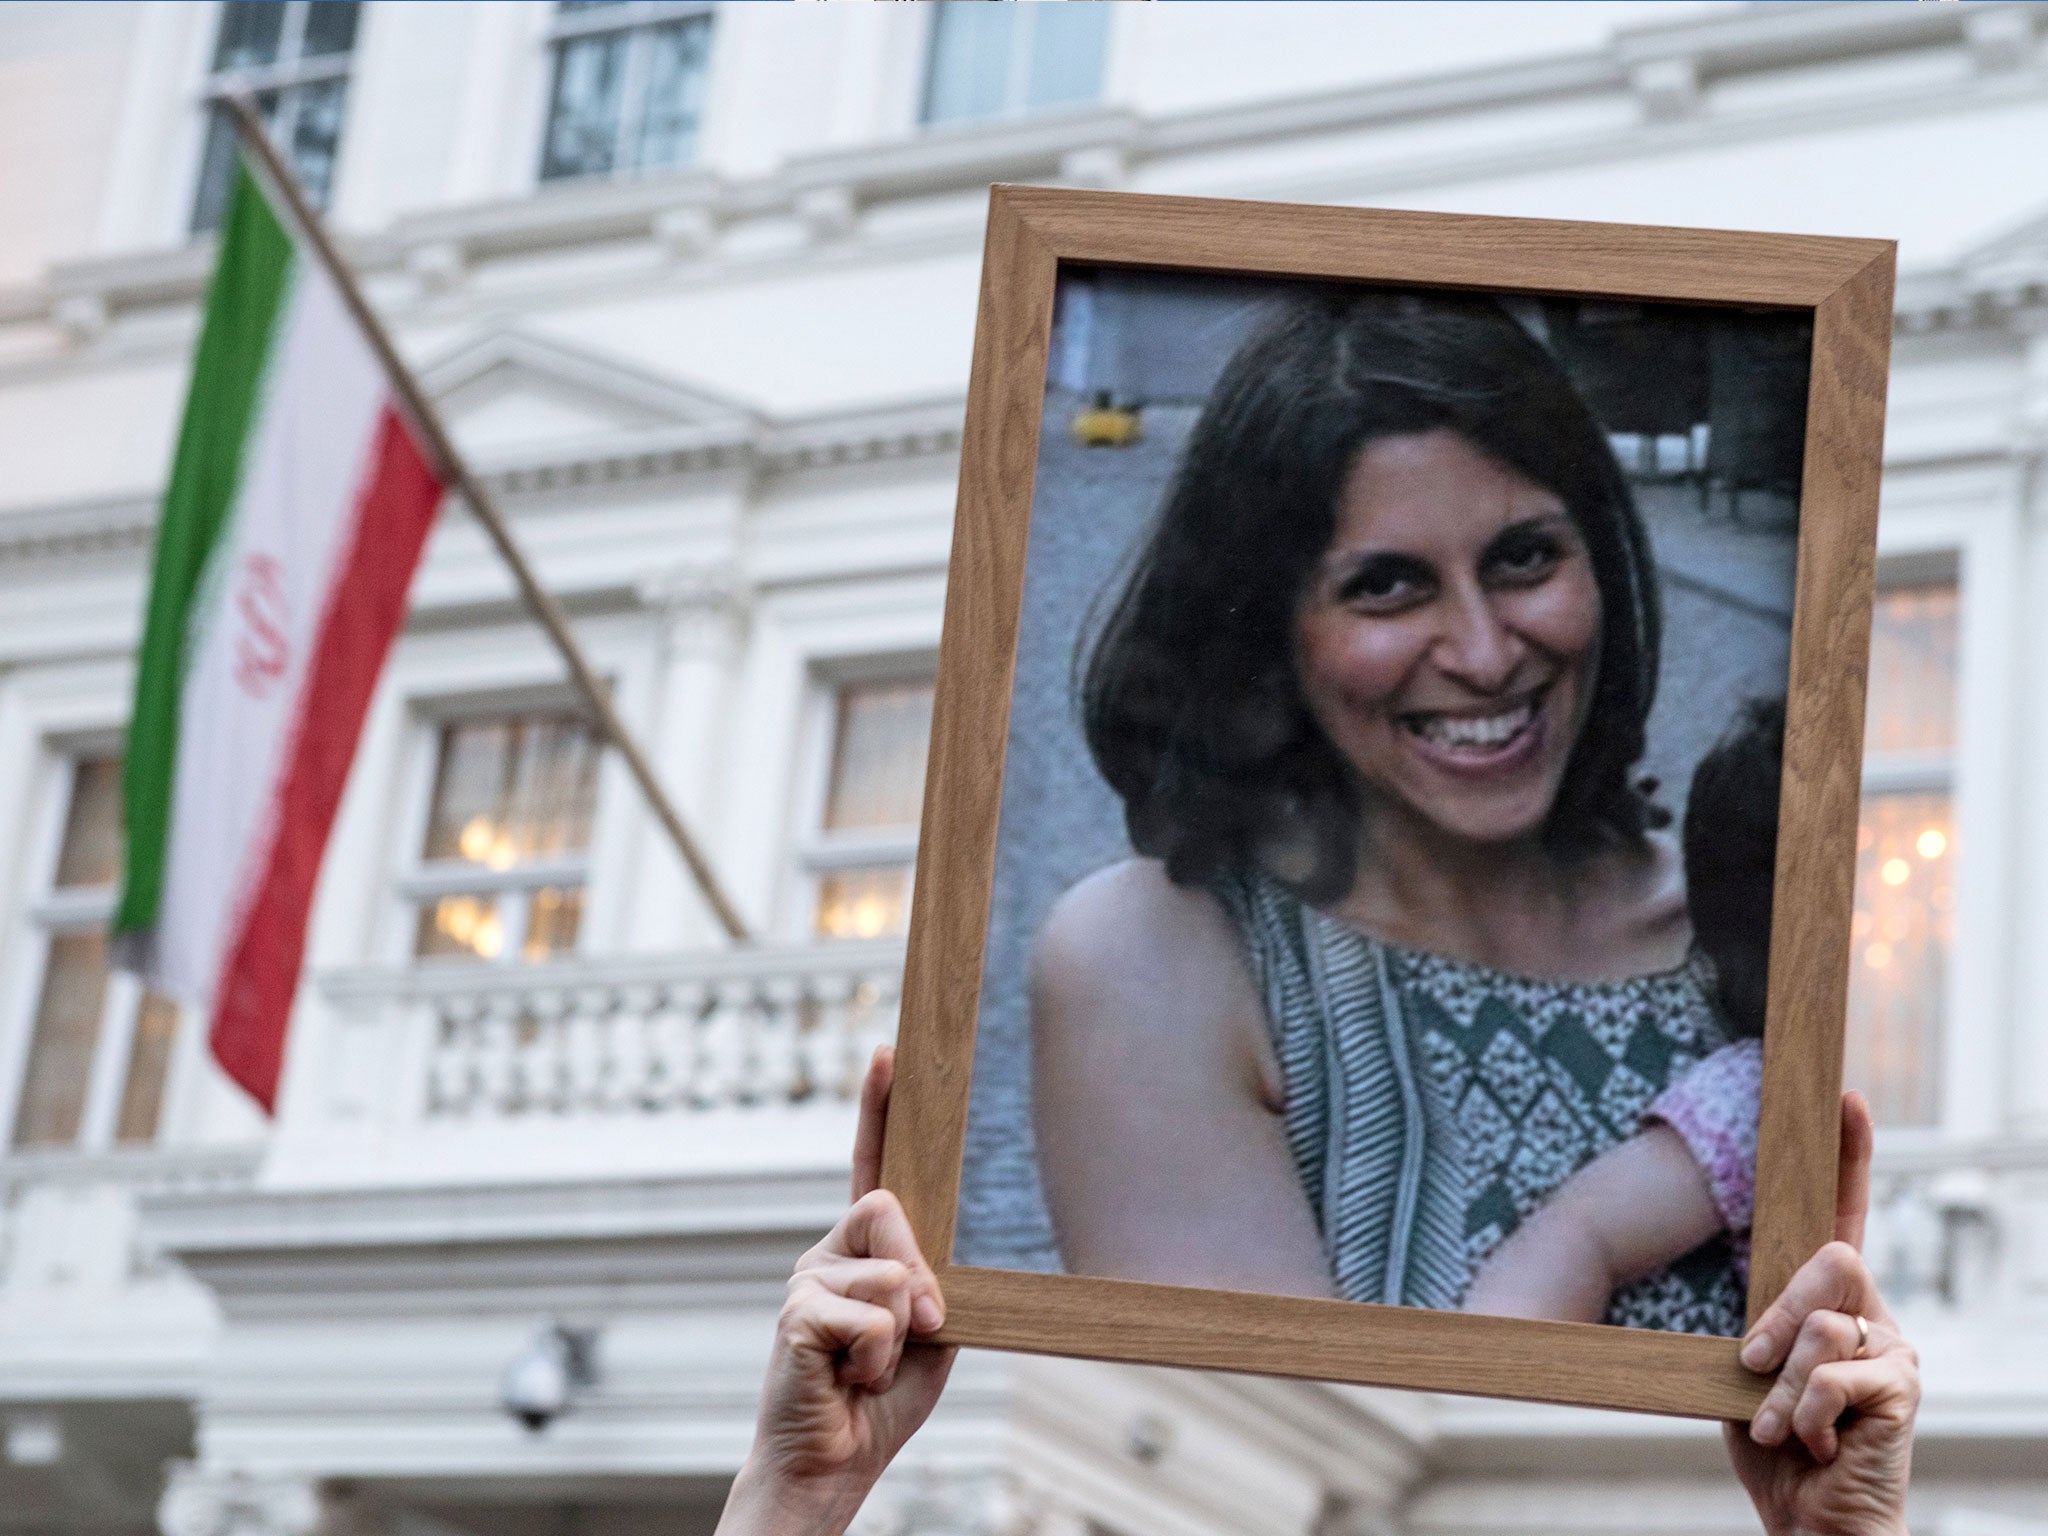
[0,3,2043,1533]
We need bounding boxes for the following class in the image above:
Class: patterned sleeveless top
[1215,868,1747,1337]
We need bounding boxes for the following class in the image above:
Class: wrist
[716,1454,877,1536]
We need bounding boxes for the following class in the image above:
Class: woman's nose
[1432,591,1523,693]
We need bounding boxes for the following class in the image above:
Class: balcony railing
[314,940,905,1128]
[1868,1137,2048,1313]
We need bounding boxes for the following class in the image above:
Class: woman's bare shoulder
[1037,858,1226,954]
[1032,859,1251,1036]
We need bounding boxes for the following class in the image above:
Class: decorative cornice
[0,1142,260,1195]
[0,399,962,564]
[3,2,2038,338]
[1893,274,2048,339]
[453,394,962,493]
[0,491,159,561]
[139,1164,851,1258]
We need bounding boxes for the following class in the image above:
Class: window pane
[815,867,912,941]
[54,756,123,890]
[523,886,584,962]
[212,0,286,71]
[823,681,934,833]
[541,31,629,180]
[422,715,598,867]
[1026,2,1110,110]
[1865,584,1958,756]
[285,76,348,209]
[301,0,362,59]
[923,3,1019,124]
[12,931,110,1149]
[190,92,281,234]
[417,895,507,961]
[636,17,713,171]
[1845,792,1950,1126]
[114,992,180,1145]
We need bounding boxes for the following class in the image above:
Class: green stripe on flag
[116,161,294,937]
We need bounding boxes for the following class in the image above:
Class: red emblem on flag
[233,552,289,697]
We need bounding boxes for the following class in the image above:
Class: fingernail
[1751,1408,1782,1445]
[912,1295,943,1333]
[1740,1333,1774,1371]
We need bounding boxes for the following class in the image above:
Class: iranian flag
[115,160,445,1113]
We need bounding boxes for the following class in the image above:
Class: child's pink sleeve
[1644,1038,1764,1235]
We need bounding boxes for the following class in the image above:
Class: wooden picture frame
[881,186,1894,1420]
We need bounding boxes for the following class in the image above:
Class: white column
[626,563,751,952]
[2009,309,2048,1135]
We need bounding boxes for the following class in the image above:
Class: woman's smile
[1398,685,1549,774]
[1294,429,1602,848]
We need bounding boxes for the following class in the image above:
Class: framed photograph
[882,187,1893,1419]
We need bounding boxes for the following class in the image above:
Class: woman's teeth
[1407,700,1536,751]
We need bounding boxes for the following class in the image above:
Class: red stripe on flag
[209,408,442,1112]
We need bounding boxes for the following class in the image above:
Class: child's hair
[1682,696,1786,1040]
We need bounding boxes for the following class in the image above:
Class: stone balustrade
[314,940,904,1127]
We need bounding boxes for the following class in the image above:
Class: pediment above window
[419,330,760,462]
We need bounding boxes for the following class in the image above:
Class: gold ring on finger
[1853,1313,1870,1360]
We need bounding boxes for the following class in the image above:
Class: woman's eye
[1336,559,1428,608]
[1487,533,1563,582]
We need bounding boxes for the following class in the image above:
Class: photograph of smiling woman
[1081,292,1661,908]
[983,281,1806,1338]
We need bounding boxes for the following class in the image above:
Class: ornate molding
[0,492,157,561]
[4,3,2037,338]
[0,398,962,566]
[0,1142,260,1196]
[139,1164,856,1259]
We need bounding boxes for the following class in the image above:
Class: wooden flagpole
[223,96,752,943]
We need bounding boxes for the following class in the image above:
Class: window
[404,713,600,963]
[190,0,361,233]
[805,679,934,941]
[1847,581,1957,1127]
[922,2,1110,127]
[539,2,714,182]
[9,755,181,1150]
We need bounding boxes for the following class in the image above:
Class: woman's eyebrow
[1322,547,1435,590]
[1484,511,1578,547]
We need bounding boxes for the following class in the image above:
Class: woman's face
[1293,428,1603,850]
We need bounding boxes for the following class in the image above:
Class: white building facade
[0,3,2044,1533]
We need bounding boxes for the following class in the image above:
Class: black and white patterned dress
[1216,868,1747,1337]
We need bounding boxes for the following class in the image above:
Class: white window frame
[1854,554,1959,1132]
[537,0,717,184]
[788,655,937,946]
[0,736,192,1153]
[390,687,603,967]
[918,0,1111,128]
[190,0,359,229]
[1864,469,2018,1144]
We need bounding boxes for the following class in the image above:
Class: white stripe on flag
[153,261,389,1007]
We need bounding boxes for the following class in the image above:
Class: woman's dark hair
[1682,696,1785,1041]
[1081,288,1662,903]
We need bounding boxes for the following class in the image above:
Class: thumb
[1834,1090,1874,1251]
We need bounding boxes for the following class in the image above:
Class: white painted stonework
[1,4,2046,1534]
